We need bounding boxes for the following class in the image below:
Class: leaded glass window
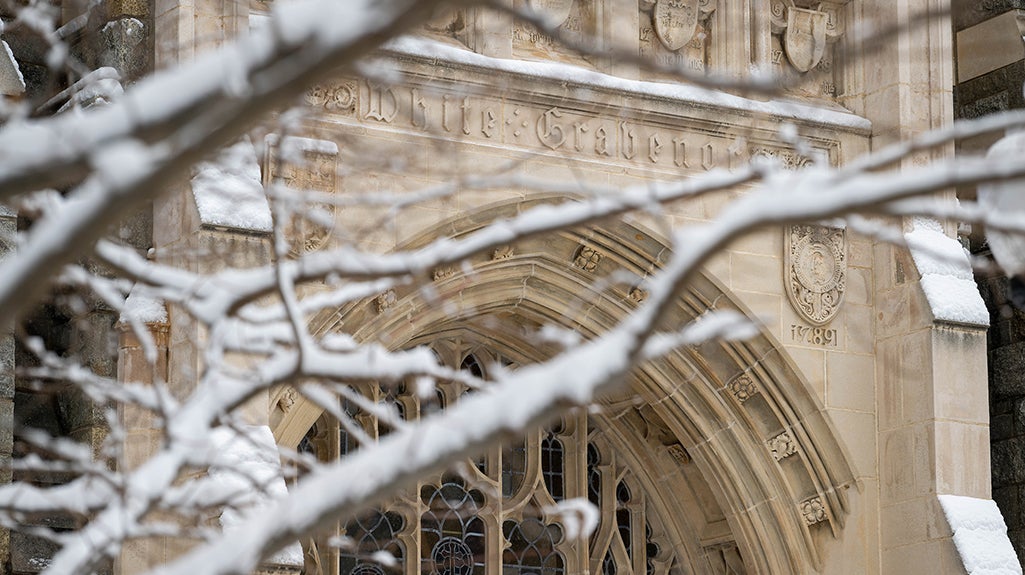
[339,511,404,575]
[503,518,564,575]
[313,340,689,575]
[421,479,486,575]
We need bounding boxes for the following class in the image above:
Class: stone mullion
[630,491,646,575]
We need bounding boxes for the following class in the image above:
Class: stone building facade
[1,0,1020,574]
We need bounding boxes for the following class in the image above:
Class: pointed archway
[272,197,855,573]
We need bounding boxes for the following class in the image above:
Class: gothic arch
[271,197,855,574]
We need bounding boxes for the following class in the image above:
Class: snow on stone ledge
[208,425,304,568]
[938,494,1022,575]
[385,36,871,133]
[905,217,989,327]
[120,286,167,324]
[0,39,25,96]
[191,138,273,233]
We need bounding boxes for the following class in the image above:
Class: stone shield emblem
[653,0,699,52]
[783,7,827,72]
[526,0,575,27]
[785,225,846,325]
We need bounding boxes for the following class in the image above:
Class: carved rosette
[768,431,798,461]
[573,244,603,272]
[726,374,758,403]
[785,225,846,325]
[800,497,828,525]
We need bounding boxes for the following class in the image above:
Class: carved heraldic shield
[526,0,574,27]
[653,0,699,51]
[785,225,846,325]
[784,7,828,72]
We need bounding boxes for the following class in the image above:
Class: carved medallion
[785,225,846,325]
[526,0,574,27]
[783,6,828,72]
[653,0,699,51]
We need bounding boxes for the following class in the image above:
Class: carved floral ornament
[800,496,828,525]
[770,0,843,72]
[768,430,798,461]
[785,224,847,325]
[726,374,758,403]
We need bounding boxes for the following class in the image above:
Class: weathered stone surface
[953,0,1025,31]
[991,341,1025,397]
[10,531,60,574]
[99,17,149,83]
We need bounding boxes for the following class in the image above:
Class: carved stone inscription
[789,324,837,347]
[785,225,846,325]
[307,80,806,173]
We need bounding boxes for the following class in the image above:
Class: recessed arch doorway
[271,199,855,575]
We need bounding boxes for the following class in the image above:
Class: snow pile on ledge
[120,286,167,324]
[386,36,871,132]
[191,138,273,233]
[938,494,1022,575]
[207,425,303,567]
[905,218,989,327]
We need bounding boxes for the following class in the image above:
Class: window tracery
[308,342,691,575]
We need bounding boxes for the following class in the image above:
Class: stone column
[0,207,15,575]
[115,316,174,575]
[847,0,995,572]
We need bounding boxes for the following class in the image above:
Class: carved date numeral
[789,324,837,346]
